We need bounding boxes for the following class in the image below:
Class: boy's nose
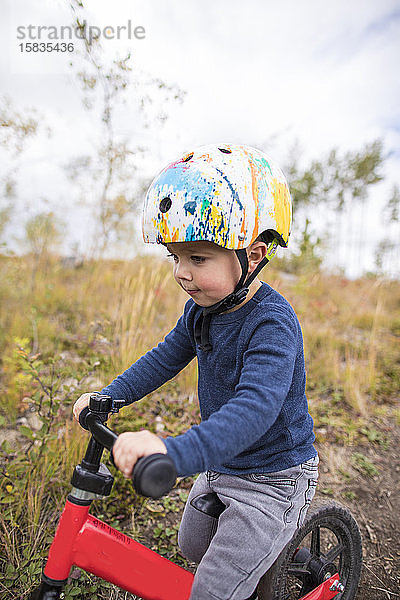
[175,261,193,281]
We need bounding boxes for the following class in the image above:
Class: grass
[0,253,399,598]
[351,452,380,478]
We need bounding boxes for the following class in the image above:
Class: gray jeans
[178,456,319,600]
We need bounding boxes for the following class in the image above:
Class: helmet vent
[218,148,232,154]
[159,197,172,213]
[183,153,193,162]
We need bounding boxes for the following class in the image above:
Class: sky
[1,0,400,277]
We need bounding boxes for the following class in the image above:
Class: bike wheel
[29,582,63,600]
[257,499,362,600]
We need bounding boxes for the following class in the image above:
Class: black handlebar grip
[78,406,90,431]
[132,454,177,499]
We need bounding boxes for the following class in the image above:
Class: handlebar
[78,398,177,499]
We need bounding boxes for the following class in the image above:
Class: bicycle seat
[190,492,226,518]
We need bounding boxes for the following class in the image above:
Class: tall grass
[82,256,199,393]
[270,271,400,414]
[0,422,88,598]
[0,254,399,598]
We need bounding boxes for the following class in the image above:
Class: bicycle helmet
[143,144,292,350]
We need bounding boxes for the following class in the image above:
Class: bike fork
[31,489,93,599]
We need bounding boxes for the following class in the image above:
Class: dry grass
[0,254,399,597]
[0,255,398,420]
[265,270,399,415]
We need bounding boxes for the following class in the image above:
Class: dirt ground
[315,418,400,600]
[152,411,400,600]
[1,413,399,599]
[139,413,400,600]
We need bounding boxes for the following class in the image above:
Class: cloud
[1,0,399,274]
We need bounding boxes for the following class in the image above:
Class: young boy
[73,144,318,600]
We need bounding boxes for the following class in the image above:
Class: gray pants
[178,457,319,600]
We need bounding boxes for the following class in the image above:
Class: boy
[73,144,318,600]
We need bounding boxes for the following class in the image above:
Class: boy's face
[166,241,242,307]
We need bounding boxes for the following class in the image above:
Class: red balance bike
[31,394,363,600]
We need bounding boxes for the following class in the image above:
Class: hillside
[0,255,399,599]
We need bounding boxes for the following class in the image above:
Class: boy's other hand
[73,392,92,423]
[113,430,167,478]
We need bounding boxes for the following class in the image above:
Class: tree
[66,1,186,256]
[25,212,62,290]
[282,140,385,273]
[25,212,62,260]
[0,97,39,248]
[376,184,400,277]
[384,184,400,224]
[285,140,384,212]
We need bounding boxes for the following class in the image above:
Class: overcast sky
[1,0,399,277]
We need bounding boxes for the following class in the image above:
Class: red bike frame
[42,497,342,600]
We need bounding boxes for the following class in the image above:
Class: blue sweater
[101,282,317,477]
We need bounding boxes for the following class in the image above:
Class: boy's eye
[166,253,206,264]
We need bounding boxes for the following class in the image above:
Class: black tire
[29,582,63,599]
[257,499,362,600]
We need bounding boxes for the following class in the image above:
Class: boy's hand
[113,430,167,478]
[73,393,92,423]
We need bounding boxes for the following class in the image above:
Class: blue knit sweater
[101,282,317,477]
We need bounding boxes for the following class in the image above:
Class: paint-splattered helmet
[143,144,293,351]
[142,143,292,260]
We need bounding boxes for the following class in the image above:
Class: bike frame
[41,496,342,600]
[37,395,343,600]
[43,498,193,599]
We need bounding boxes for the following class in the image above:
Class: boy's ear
[248,241,268,260]
[247,241,268,272]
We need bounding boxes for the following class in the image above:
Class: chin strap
[194,241,278,351]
